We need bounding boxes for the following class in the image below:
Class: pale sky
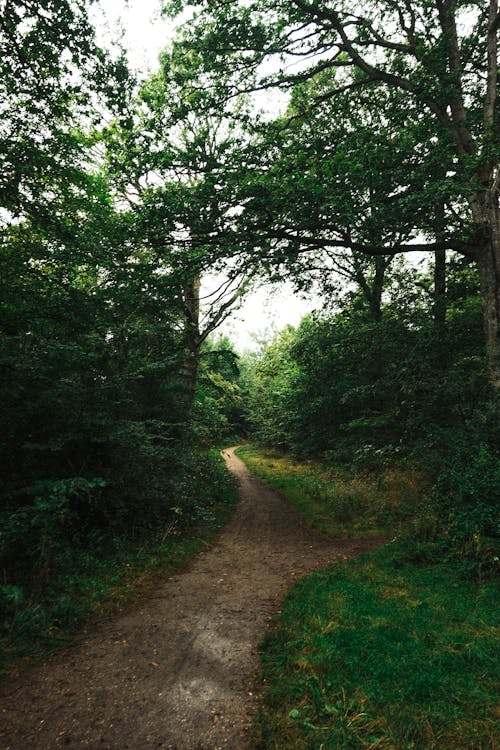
[92,0,175,72]
[217,282,319,352]
[93,0,320,351]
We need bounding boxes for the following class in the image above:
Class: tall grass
[236,446,423,537]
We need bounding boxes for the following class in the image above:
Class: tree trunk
[434,201,447,332]
[476,205,500,388]
[353,255,388,322]
[180,275,201,410]
[369,256,388,322]
[180,342,200,409]
[434,249,447,327]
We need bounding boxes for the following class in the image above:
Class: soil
[0,447,385,750]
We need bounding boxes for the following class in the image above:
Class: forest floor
[0,447,383,750]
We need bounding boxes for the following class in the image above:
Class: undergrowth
[0,449,237,678]
[236,446,422,537]
[237,447,499,750]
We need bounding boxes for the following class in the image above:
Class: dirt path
[0,447,384,750]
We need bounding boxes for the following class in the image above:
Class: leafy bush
[0,477,106,580]
[0,449,237,674]
[428,433,499,577]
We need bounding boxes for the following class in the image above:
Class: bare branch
[266,228,477,258]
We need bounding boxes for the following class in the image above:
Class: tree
[166,0,500,386]
[103,51,255,407]
[0,0,127,223]
[195,336,243,440]
[244,264,487,460]
[0,1,195,597]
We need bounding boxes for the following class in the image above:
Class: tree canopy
[166,0,500,384]
[0,0,498,660]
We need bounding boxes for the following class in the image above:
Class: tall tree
[0,0,124,223]
[166,0,500,385]
[0,0,189,541]
[104,52,253,406]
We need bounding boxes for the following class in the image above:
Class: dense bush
[241,259,499,568]
[0,222,244,631]
[0,448,237,672]
[193,337,245,443]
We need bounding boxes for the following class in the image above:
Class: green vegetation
[169,0,500,386]
[237,285,499,746]
[238,264,499,577]
[1,1,245,670]
[1,4,499,739]
[236,447,422,538]
[0,450,237,677]
[256,545,499,750]
[237,449,499,749]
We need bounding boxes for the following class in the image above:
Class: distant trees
[240,257,499,552]
[242,257,486,457]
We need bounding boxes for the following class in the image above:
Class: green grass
[238,447,499,750]
[256,546,499,750]
[0,449,238,678]
[236,446,423,537]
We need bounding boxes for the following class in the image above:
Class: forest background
[0,0,498,715]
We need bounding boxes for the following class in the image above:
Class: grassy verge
[0,449,237,678]
[238,447,499,750]
[257,546,498,750]
[236,446,423,537]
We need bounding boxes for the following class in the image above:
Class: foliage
[1,0,95,217]
[0,2,245,673]
[1,0,498,697]
[0,450,237,677]
[241,258,499,567]
[194,336,245,442]
[242,259,489,460]
[402,421,500,578]
[236,447,422,538]
[168,0,500,384]
[237,446,499,747]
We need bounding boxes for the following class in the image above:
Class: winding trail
[1,447,383,750]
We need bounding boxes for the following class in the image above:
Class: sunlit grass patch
[256,545,499,750]
[236,446,422,537]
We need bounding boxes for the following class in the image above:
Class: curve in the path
[0,447,384,750]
